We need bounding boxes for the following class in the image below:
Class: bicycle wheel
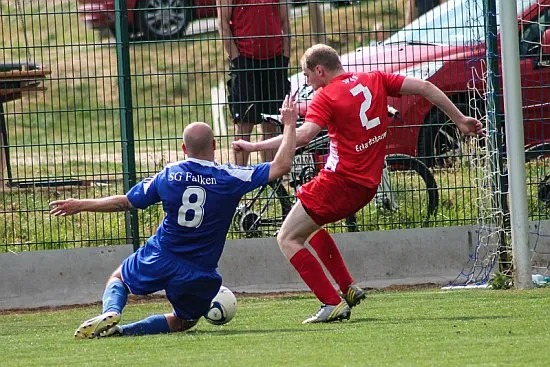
[232,179,293,238]
[348,154,439,231]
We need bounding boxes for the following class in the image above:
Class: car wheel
[417,102,476,168]
[136,0,193,41]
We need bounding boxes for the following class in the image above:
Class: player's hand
[49,199,82,216]
[232,139,256,153]
[279,93,298,127]
[456,116,485,137]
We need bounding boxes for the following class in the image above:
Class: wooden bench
[0,63,51,188]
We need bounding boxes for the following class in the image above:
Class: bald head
[182,122,215,159]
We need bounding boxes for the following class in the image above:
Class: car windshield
[384,0,539,46]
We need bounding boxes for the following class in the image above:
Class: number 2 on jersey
[177,186,206,227]
[350,83,381,130]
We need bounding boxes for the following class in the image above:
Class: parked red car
[77,0,217,40]
[293,0,550,166]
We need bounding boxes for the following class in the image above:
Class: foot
[302,301,351,324]
[74,311,121,339]
[99,325,123,338]
[341,284,367,308]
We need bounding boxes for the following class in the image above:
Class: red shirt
[305,71,406,188]
[230,0,283,60]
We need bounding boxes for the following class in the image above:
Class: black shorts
[227,55,290,124]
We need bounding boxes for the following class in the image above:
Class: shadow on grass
[186,328,330,336]
[350,315,511,324]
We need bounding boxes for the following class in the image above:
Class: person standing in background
[216,0,291,166]
[405,0,442,25]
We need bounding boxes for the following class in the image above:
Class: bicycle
[232,110,440,238]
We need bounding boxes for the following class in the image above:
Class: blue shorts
[120,240,222,320]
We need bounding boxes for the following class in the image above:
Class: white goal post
[499,0,533,289]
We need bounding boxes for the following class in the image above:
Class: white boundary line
[211,79,227,136]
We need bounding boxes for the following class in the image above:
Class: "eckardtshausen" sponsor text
[355,131,387,152]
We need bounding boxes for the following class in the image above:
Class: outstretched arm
[49,195,133,216]
[233,121,321,153]
[400,77,484,136]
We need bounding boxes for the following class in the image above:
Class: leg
[111,313,197,337]
[233,122,254,165]
[308,228,354,293]
[289,171,376,318]
[107,264,220,337]
[260,56,288,164]
[308,229,367,307]
[74,266,128,339]
[165,314,199,332]
[277,201,350,323]
[102,265,129,314]
[304,181,378,308]
[308,229,367,308]
[229,59,258,166]
[101,274,218,338]
[277,202,340,305]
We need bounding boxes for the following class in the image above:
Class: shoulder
[356,70,383,81]
[311,87,330,102]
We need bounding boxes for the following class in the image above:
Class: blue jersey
[126,158,270,270]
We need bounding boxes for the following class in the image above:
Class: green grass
[1,288,550,366]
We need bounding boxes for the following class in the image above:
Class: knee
[107,266,123,284]
[276,228,287,250]
[277,228,299,256]
[167,315,198,332]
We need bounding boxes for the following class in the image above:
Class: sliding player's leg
[74,266,127,339]
[101,253,221,337]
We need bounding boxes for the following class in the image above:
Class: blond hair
[301,44,343,72]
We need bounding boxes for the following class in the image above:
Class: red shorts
[296,169,378,226]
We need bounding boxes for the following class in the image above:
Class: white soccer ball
[204,285,237,325]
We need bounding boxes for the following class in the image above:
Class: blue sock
[102,279,128,314]
[120,314,171,336]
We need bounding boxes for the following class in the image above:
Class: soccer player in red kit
[233,44,484,323]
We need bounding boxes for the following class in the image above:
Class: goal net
[445,0,550,288]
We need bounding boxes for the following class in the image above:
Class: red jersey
[305,71,405,188]
[230,0,283,60]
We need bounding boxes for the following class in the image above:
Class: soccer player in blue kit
[49,95,297,339]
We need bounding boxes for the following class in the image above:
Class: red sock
[309,229,354,294]
[289,248,341,305]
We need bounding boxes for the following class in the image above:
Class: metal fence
[1,0,549,252]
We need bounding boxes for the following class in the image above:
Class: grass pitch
[1,287,549,367]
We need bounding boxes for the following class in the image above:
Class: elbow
[268,162,292,182]
[275,160,292,176]
[281,156,295,174]
[421,80,437,97]
[280,160,292,175]
[296,134,311,148]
